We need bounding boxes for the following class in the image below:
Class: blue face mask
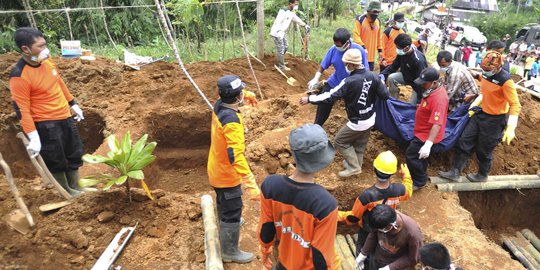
[396,48,406,56]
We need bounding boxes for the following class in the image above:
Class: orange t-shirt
[353,14,383,62]
[480,70,521,116]
[9,58,74,133]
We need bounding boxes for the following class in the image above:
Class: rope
[153,0,213,110]
[0,1,258,14]
[235,1,264,99]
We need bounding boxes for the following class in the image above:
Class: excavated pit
[144,110,212,194]
[0,110,105,178]
[459,189,540,243]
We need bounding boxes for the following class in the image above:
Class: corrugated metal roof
[452,0,499,12]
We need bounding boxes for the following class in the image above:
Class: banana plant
[79,131,157,202]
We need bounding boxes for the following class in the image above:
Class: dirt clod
[146,227,164,238]
[97,211,115,223]
[187,208,202,221]
[67,229,89,249]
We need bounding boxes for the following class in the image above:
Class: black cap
[218,75,245,103]
[393,12,405,21]
[414,67,440,85]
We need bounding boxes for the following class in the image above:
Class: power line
[0,0,258,15]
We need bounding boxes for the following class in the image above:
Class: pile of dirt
[0,52,537,269]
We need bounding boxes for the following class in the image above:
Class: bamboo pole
[336,235,356,270]
[516,232,540,264]
[0,152,34,228]
[516,84,540,99]
[345,234,356,255]
[513,238,540,270]
[435,180,540,192]
[334,239,345,270]
[503,236,535,269]
[522,229,540,252]
[201,195,224,270]
[65,8,74,40]
[431,175,540,184]
[99,0,117,47]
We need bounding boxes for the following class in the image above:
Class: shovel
[274,65,298,86]
[0,152,34,234]
[125,56,169,70]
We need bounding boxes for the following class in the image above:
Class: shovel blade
[39,200,72,213]
[4,209,32,235]
[287,77,298,86]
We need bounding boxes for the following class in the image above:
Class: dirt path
[0,53,537,269]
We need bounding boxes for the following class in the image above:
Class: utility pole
[257,0,265,59]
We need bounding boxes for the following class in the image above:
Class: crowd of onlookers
[509,40,540,80]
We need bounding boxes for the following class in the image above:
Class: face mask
[379,221,398,233]
[369,14,378,21]
[440,67,448,73]
[396,48,406,56]
[395,22,405,29]
[337,46,346,52]
[482,70,495,77]
[293,5,299,10]
[30,47,50,63]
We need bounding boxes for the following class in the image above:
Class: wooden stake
[0,152,34,228]
[256,0,265,59]
[99,0,116,47]
[65,8,74,40]
[201,195,224,270]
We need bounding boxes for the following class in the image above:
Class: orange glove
[338,211,352,222]
[243,90,258,107]
[242,172,261,201]
[261,246,273,269]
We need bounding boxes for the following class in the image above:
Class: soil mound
[0,52,537,269]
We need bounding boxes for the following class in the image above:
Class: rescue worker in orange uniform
[439,51,522,182]
[353,1,384,71]
[9,27,85,196]
[381,13,406,71]
[259,124,340,269]
[207,75,260,264]
[338,151,413,257]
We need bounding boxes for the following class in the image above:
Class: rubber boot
[66,170,84,192]
[276,53,290,71]
[438,152,468,182]
[52,172,81,196]
[338,147,362,178]
[467,173,488,182]
[219,222,255,263]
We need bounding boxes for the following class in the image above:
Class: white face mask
[30,47,50,63]
[345,65,352,74]
[293,5,299,10]
[395,22,405,29]
[440,67,448,73]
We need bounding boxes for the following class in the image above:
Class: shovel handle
[0,152,34,227]
[274,65,290,79]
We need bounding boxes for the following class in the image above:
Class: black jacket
[309,69,389,123]
[381,46,427,84]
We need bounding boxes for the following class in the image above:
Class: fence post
[256,0,265,59]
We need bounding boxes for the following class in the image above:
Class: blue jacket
[321,41,369,87]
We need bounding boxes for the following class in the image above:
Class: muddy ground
[0,52,539,269]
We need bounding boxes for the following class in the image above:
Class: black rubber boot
[219,221,254,263]
[66,170,84,192]
[52,172,81,196]
[439,152,468,182]
[467,173,488,182]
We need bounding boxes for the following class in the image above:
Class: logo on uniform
[434,111,440,121]
[422,101,427,108]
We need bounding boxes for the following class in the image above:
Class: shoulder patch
[9,59,27,78]
[217,109,240,126]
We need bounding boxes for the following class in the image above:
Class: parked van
[516,23,540,47]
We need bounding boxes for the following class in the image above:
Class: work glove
[399,164,411,180]
[305,25,311,34]
[242,172,261,201]
[468,94,483,117]
[308,71,322,90]
[378,266,390,270]
[242,90,258,107]
[26,130,41,158]
[260,246,273,269]
[355,252,367,270]
[338,210,352,222]
[502,115,518,145]
[418,140,433,159]
[379,74,386,82]
[71,104,84,122]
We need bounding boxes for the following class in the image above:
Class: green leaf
[131,155,156,171]
[107,135,120,153]
[78,178,105,188]
[121,131,132,156]
[103,180,116,190]
[115,175,128,185]
[127,134,148,166]
[82,154,110,164]
[127,170,144,180]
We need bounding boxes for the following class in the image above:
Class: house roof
[452,0,498,12]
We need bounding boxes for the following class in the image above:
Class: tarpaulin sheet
[374,97,470,153]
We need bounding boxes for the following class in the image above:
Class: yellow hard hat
[373,151,398,175]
